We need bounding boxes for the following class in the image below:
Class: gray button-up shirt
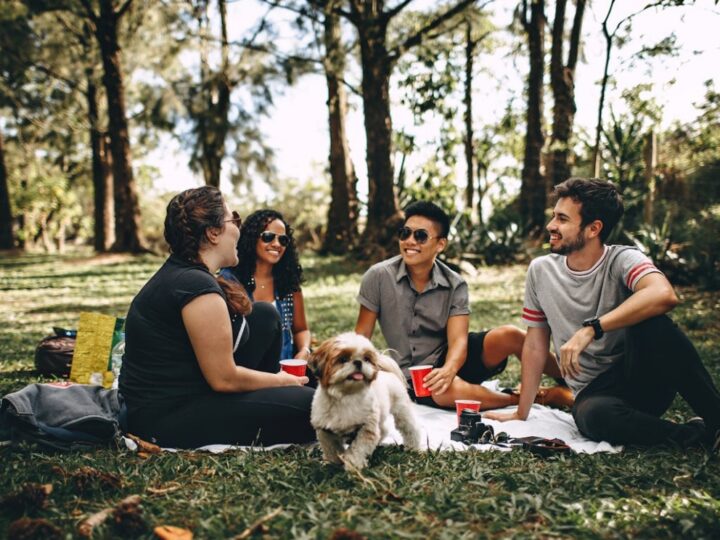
[357,255,470,376]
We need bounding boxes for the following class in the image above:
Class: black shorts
[410,330,508,407]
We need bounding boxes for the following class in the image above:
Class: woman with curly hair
[222,209,311,360]
[120,187,315,448]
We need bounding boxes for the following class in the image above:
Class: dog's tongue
[351,372,364,381]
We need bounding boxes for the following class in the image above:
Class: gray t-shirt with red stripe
[522,245,661,396]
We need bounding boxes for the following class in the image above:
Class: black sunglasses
[260,231,290,247]
[397,226,438,244]
[224,211,242,228]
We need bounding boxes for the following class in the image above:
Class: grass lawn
[1,250,719,538]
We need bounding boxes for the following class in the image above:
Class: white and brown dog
[309,332,421,470]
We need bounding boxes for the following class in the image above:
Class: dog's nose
[353,359,362,369]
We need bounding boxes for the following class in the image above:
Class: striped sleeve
[618,250,662,291]
[522,262,550,328]
[522,307,547,325]
[625,261,659,290]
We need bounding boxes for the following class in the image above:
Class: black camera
[450,410,494,444]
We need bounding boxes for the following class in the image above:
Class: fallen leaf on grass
[53,465,122,491]
[378,490,404,504]
[232,508,282,539]
[673,473,694,487]
[126,433,162,454]
[147,482,182,496]
[7,517,62,540]
[113,495,147,536]
[329,528,366,540]
[154,525,194,540]
[77,494,142,537]
[0,483,53,514]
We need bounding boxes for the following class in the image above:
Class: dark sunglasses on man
[397,226,438,245]
[260,231,290,247]
[224,211,242,228]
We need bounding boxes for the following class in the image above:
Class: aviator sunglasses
[397,226,438,244]
[260,231,290,247]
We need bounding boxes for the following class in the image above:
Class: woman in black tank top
[120,186,315,448]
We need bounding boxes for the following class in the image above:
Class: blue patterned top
[219,268,294,359]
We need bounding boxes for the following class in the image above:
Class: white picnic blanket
[123,383,621,454]
[393,401,621,454]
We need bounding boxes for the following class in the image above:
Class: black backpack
[34,328,76,378]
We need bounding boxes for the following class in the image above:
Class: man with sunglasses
[355,201,572,410]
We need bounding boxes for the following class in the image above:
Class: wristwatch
[582,318,604,340]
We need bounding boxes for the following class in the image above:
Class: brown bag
[34,334,76,377]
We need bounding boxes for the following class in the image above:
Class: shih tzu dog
[309,332,421,471]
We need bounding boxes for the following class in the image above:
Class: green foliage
[600,84,662,232]
[1,252,719,537]
[615,82,720,290]
[624,217,686,282]
[445,207,526,266]
[678,205,720,290]
[395,7,498,215]
[635,33,680,61]
[400,160,459,214]
[236,174,331,250]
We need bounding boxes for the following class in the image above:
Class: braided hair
[164,186,251,315]
[229,209,304,298]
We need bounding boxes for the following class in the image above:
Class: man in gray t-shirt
[355,201,573,411]
[487,178,720,449]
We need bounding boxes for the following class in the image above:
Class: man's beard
[549,230,586,255]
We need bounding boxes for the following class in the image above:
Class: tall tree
[338,0,478,254]
[82,0,145,252]
[592,0,617,178]
[173,1,286,192]
[548,0,585,187]
[72,20,116,252]
[463,17,476,213]
[86,69,114,252]
[0,2,33,250]
[320,1,358,254]
[192,0,231,188]
[518,0,546,237]
[0,130,13,250]
[461,12,490,216]
[255,0,359,253]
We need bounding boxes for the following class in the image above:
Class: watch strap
[583,318,604,340]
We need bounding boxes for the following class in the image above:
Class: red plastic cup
[455,399,482,425]
[409,365,433,398]
[280,359,307,377]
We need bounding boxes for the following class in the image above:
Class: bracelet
[301,346,311,354]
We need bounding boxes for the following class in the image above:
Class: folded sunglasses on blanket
[488,432,571,457]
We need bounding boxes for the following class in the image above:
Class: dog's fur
[309,332,421,470]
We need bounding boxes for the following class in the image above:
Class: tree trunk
[549,0,585,189]
[87,71,115,252]
[464,19,476,214]
[198,0,231,188]
[643,130,656,225]
[477,162,488,225]
[520,0,546,237]
[0,130,14,249]
[321,5,359,255]
[351,1,401,256]
[95,0,145,252]
[592,0,616,178]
